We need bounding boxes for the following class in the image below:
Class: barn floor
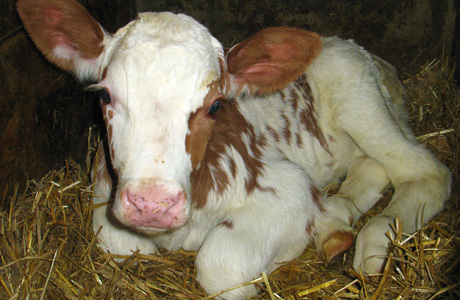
[1,59,459,299]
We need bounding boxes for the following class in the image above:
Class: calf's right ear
[17,0,108,81]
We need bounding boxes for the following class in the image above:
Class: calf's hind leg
[320,69,451,274]
[315,155,390,264]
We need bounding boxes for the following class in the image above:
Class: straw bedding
[1,59,459,299]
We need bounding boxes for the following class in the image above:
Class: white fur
[36,9,451,299]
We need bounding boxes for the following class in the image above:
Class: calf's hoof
[352,215,392,274]
[321,230,354,263]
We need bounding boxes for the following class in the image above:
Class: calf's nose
[119,183,188,229]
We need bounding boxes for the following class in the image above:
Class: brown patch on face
[99,104,119,174]
[107,124,113,143]
[101,106,113,143]
[93,142,108,183]
[295,74,329,151]
[185,82,224,170]
[92,140,118,187]
[191,101,269,208]
[101,105,111,124]
[104,109,114,150]
[310,184,325,212]
[101,66,108,81]
[219,220,234,229]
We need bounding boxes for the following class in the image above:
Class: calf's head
[18,0,322,233]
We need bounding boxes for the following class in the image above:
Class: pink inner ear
[237,62,280,75]
[233,62,286,85]
[17,0,104,72]
[42,6,67,26]
[226,27,322,95]
[42,7,77,52]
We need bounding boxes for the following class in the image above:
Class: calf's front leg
[196,162,319,299]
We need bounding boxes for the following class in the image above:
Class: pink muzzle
[117,181,189,229]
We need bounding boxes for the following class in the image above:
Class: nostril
[125,190,143,213]
[164,191,186,213]
[164,197,179,212]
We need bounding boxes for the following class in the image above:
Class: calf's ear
[17,0,108,80]
[226,27,322,96]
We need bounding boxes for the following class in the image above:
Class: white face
[19,0,323,234]
[95,13,225,232]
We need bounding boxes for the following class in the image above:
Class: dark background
[1,0,459,189]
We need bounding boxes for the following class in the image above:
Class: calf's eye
[208,100,221,116]
[99,88,111,104]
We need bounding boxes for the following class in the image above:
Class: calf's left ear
[226,27,322,96]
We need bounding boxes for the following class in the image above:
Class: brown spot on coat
[296,74,329,151]
[296,132,303,147]
[306,219,315,236]
[287,86,299,112]
[229,158,237,178]
[219,220,234,229]
[266,126,280,142]
[281,114,292,143]
[310,185,325,212]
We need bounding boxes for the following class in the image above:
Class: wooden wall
[138,0,458,74]
[0,0,136,189]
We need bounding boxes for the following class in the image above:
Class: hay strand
[40,250,58,300]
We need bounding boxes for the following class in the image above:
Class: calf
[18,0,451,299]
